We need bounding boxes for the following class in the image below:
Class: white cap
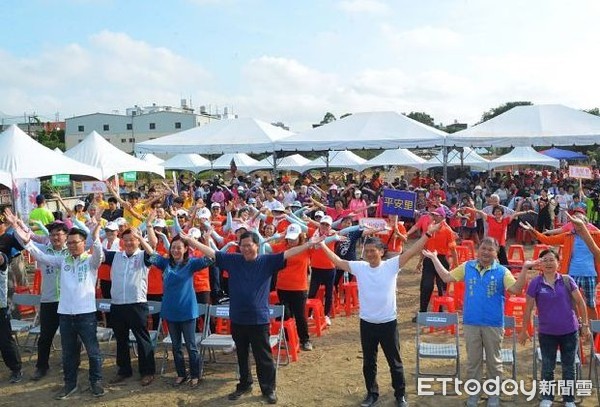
[320,215,333,225]
[314,210,325,218]
[188,227,202,239]
[329,184,338,191]
[285,223,302,240]
[196,208,211,219]
[115,217,127,226]
[104,222,118,231]
[176,209,188,217]
[291,200,302,207]
[211,202,221,208]
[354,190,362,196]
[248,197,257,204]
[234,223,249,233]
[271,201,285,212]
[153,219,167,228]
[74,200,86,207]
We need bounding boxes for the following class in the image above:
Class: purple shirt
[526,273,579,335]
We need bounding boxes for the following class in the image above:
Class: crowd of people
[0,165,599,406]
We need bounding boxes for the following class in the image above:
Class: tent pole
[272,150,278,186]
[442,139,448,186]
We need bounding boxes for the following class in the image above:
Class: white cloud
[337,0,390,15]
[381,24,463,49]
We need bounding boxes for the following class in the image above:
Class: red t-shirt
[486,215,511,246]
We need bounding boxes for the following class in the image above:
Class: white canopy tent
[424,147,490,171]
[489,146,560,169]
[0,125,102,184]
[161,153,211,173]
[303,150,367,172]
[211,153,260,171]
[448,104,600,147]
[247,154,312,173]
[135,118,295,155]
[364,148,427,170]
[65,131,165,179]
[136,153,164,165]
[275,111,447,151]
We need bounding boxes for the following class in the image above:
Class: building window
[129,138,135,142]
[78,125,84,132]
[149,123,156,130]
[121,139,126,143]
[103,124,109,131]
[175,122,181,129]
[126,123,132,130]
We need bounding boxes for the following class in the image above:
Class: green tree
[479,101,533,123]
[321,112,336,125]
[405,111,435,127]
[35,128,65,151]
[340,113,352,119]
[584,107,600,116]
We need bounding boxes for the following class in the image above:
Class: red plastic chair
[532,244,550,260]
[507,245,525,267]
[305,299,327,337]
[461,240,476,260]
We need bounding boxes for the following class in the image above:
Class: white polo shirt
[108,249,151,305]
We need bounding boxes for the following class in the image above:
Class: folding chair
[415,312,460,389]
[10,293,41,352]
[483,316,517,380]
[95,299,114,355]
[128,301,162,355]
[268,305,289,371]
[589,320,600,406]
[532,316,582,382]
[159,303,208,375]
[198,304,237,378]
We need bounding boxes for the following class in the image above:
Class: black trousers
[276,290,310,344]
[498,245,508,266]
[99,280,112,328]
[231,323,276,395]
[308,268,335,316]
[111,303,156,376]
[36,301,60,370]
[0,307,22,372]
[419,255,448,313]
[360,319,406,399]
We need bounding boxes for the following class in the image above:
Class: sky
[1,0,600,132]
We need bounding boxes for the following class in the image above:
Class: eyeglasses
[66,240,84,246]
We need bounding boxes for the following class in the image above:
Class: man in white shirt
[317,222,441,407]
[103,228,156,386]
[25,222,105,399]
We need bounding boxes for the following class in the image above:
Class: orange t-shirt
[377,222,407,253]
[191,249,210,293]
[271,242,310,291]
[425,222,456,256]
[147,241,167,295]
[309,232,336,269]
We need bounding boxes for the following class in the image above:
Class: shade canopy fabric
[0,125,102,182]
[0,170,13,188]
[161,153,211,173]
[424,147,490,171]
[247,154,312,173]
[304,150,367,171]
[137,153,165,165]
[448,104,600,147]
[65,131,165,179]
[540,147,587,160]
[211,153,260,171]
[135,118,295,155]
[274,111,447,151]
[364,148,427,170]
[489,146,560,169]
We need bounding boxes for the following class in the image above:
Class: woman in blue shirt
[146,226,212,388]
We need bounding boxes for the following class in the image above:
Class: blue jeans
[167,319,199,379]
[59,312,102,387]
[539,330,578,402]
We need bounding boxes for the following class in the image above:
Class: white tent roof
[136,153,164,165]
[211,153,260,171]
[54,147,63,154]
[65,131,165,179]
[247,154,312,173]
[161,154,211,173]
[448,104,600,147]
[135,118,295,155]
[0,170,12,188]
[489,146,560,169]
[424,147,490,171]
[0,125,102,182]
[364,148,427,170]
[275,111,446,151]
[304,150,367,171]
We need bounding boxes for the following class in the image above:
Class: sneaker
[31,368,48,381]
[360,393,378,407]
[9,370,23,383]
[538,401,552,407]
[140,375,154,386]
[222,345,236,355]
[55,385,78,400]
[91,382,105,397]
[396,396,409,407]
[264,392,277,404]
[325,316,332,326]
[301,341,313,351]
[228,386,252,400]
[486,396,499,407]
[466,394,480,407]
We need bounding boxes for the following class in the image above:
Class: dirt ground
[1,241,598,407]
